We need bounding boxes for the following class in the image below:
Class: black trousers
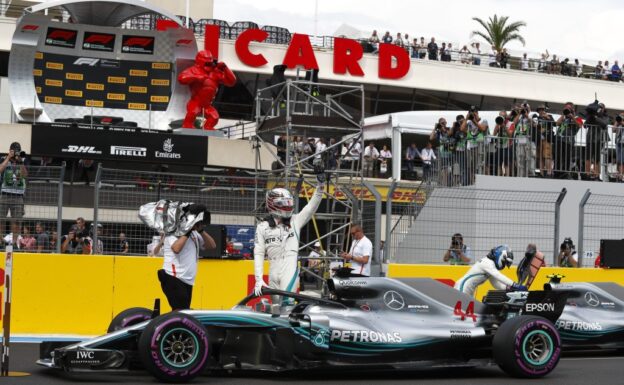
[158,269,193,310]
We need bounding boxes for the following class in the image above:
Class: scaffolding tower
[253,79,366,285]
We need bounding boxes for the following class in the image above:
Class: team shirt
[163,231,204,285]
[349,235,373,276]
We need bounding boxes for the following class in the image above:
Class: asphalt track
[2,343,624,385]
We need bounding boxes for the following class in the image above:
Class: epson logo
[73,58,100,66]
[110,146,146,157]
[526,303,555,312]
[61,145,101,154]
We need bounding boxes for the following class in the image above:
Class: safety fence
[388,187,566,265]
[578,191,624,266]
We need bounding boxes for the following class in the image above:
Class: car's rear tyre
[138,312,209,383]
[107,307,153,332]
[493,315,561,378]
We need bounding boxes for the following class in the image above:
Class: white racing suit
[454,257,514,297]
[254,184,323,297]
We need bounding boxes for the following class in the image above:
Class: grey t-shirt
[36,232,50,251]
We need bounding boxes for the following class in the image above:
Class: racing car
[37,273,567,382]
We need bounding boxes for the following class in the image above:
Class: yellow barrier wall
[387,264,624,299]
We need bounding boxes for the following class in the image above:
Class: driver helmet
[266,188,294,218]
[488,245,514,270]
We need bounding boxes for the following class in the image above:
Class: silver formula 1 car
[37,273,568,383]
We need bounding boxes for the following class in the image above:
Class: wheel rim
[160,328,200,368]
[522,330,553,366]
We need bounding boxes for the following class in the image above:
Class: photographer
[613,114,624,181]
[558,237,578,267]
[61,229,87,254]
[0,142,28,246]
[462,107,489,184]
[493,111,514,176]
[584,101,609,180]
[443,233,473,265]
[554,102,581,179]
[536,105,555,177]
[512,102,535,177]
[431,118,453,185]
[453,115,469,186]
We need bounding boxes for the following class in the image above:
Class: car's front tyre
[493,315,561,378]
[138,312,209,383]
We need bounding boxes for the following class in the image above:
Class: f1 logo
[48,30,76,40]
[85,34,114,44]
[73,58,100,66]
[124,37,153,47]
[176,39,192,46]
[21,25,39,31]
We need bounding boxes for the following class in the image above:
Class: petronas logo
[312,329,329,347]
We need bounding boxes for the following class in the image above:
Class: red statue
[178,50,236,130]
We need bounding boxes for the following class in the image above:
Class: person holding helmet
[454,245,527,297]
[254,169,326,298]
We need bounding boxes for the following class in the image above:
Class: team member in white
[340,224,372,276]
[159,205,216,310]
[254,174,325,297]
[454,245,526,297]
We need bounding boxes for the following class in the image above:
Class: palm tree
[471,14,526,52]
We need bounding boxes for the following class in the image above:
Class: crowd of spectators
[365,30,623,82]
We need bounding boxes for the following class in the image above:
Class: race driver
[253,171,326,300]
[454,245,527,297]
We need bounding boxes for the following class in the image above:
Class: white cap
[314,241,321,248]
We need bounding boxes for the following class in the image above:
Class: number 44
[454,301,477,322]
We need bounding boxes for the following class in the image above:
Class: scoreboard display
[33,51,172,111]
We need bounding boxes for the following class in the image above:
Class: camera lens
[563,108,571,115]
[617,116,623,123]
[495,116,504,125]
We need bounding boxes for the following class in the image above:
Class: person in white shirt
[314,138,327,166]
[471,42,482,65]
[459,45,471,64]
[521,53,529,71]
[344,138,362,170]
[340,224,372,276]
[379,145,392,177]
[148,233,165,257]
[159,205,216,310]
[420,141,437,181]
[394,33,404,48]
[362,142,379,177]
[488,45,498,67]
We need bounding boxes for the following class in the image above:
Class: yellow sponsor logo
[86,83,105,91]
[65,89,83,97]
[46,62,63,70]
[150,95,169,103]
[129,69,148,76]
[107,93,126,101]
[128,103,147,110]
[86,100,104,107]
[107,76,126,84]
[45,79,63,87]
[129,86,147,93]
[34,52,43,59]
[151,78,170,86]
[35,87,42,94]
[66,72,84,81]
[152,62,171,70]
[33,69,42,76]
[44,96,62,104]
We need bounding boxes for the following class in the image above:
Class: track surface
[3,343,623,385]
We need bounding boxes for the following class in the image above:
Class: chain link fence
[578,192,624,266]
[389,186,566,265]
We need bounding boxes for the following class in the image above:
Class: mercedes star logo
[383,290,405,311]
[584,292,600,307]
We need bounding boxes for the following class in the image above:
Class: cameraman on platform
[443,233,473,265]
[0,142,28,246]
[512,102,535,177]
[430,118,453,185]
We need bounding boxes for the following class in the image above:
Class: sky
[213,0,624,64]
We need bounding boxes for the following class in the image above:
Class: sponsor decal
[34,52,43,60]
[107,93,126,101]
[525,303,556,312]
[45,27,77,48]
[338,280,367,286]
[35,87,41,94]
[155,139,181,159]
[33,69,42,76]
[44,96,62,104]
[45,79,63,87]
[129,69,148,77]
[73,58,100,66]
[360,304,371,312]
[83,32,115,52]
[107,76,126,84]
[152,62,171,70]
[99,59,121,68]
[584,292,600,307]
[600,301,615,308]
[383,290,405,311]
[110,146,147,157]
[65,90,83,98]
[450,330,472,339]
[151,79,170,86]
[66,72,84,80]
[86,83,105,91]
[46,62,64,70]
[128,103,147,110]
[150,95,170,103]
[129,86,147,93]
[21,24,40,32]
[407,304,429,312]
[121,35,155,54]
[69,350,102,365]
[175,39,193,46]
[312,329,329,347]
[555,320,602,331]
[61,145,101,154]
[330,330,402,343]
[85,100,104,107]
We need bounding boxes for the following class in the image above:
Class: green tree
[471,14,526,52]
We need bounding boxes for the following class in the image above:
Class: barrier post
[553,188,567,266]
[384,180,398,265]
[577,189,591,265]
[56,162,66,253]
[1,245,13,376]
[92,163,102,253]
